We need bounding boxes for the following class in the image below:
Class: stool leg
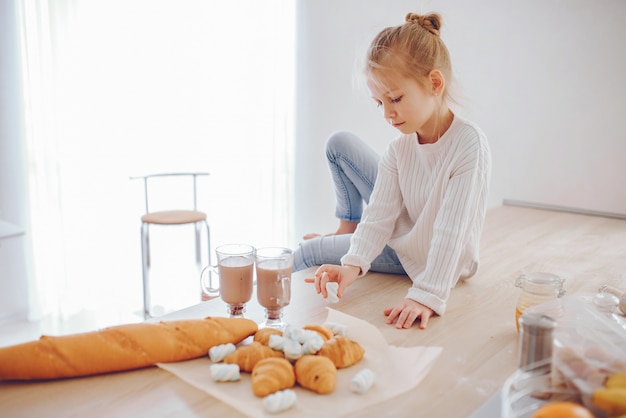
[200,220,213,301]
[204,220,211,268]
[141,222,151,319]
[194,222,202,269]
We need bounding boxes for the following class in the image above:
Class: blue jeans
[293,131,406,275]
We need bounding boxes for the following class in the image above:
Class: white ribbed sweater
[341,115,492,315]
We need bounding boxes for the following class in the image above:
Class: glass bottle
[515,272,565,331]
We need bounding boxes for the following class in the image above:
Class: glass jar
[515,272,565,331]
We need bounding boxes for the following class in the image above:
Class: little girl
[293,12,492,329]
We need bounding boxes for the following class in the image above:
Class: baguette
[0,316,257,380]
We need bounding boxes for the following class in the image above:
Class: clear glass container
[501,363,579,418]
[515,272,565,331]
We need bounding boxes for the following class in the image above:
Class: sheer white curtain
[18,0,294,320]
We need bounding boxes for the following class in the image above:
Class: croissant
[253,328,283,346]
[294,355,337,394]
[0,316,258,380]
[323,321,347,337]
[302,324,334,341]
[224,342,284,372]
[251,357,296,397]
[317,336,365,369]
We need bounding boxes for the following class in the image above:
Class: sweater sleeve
[340,143,403,274]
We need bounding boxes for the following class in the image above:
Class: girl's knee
[325,131,361,157]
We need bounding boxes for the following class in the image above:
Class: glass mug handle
[278,273,291,306]
[200,265,220,297]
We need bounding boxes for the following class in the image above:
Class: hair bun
[404,12,442,36]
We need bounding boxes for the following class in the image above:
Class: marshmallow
[263,389,297,414]
[298,329,320,344]
[283,324,305,341]
[324,321,348,336]
[208,343,236,363]
[350,368,375,394]
[283,338,303,361]
[325,282,339,304]
[268,334,289,351]
[301,333,324,355]
[210,363,240,382]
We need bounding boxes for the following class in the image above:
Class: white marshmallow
[283,338,303,361]
[210,363,240,382]
[350,368,375,394]
[324,321,348,336]
[325,282,339,303]
[283,324,305,341]
[268,334,289,351]
[263,389,297,414]
[301,333,324,355]
[208,343,236,363]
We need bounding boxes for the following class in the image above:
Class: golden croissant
[295,355,337,394]
[0,316,258,380]
[253,328,283,346]
[224,341,284,372]
[251,357,296,397]
[302,324,334,341]
[317,336,365,368]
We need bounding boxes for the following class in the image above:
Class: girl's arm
[340,143,404,273]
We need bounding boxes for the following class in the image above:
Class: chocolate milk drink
[256,259,292,309]
[218,256,254,305]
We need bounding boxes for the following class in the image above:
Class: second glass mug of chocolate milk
[255,247,293,330]
[200,243,255,317]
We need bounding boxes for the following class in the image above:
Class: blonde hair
[366,12,452,101]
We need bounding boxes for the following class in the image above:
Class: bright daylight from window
[18,0,294,321]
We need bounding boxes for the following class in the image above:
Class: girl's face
[367,71,441,142]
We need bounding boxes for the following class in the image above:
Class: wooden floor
[1,203,625,350]
[0,204,625,418]
[479,203,626,294]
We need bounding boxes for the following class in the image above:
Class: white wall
[294,0,626,243]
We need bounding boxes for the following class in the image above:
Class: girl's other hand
[304,264,360,299]
[383,299,434,329]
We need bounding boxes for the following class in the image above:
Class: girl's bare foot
[303,233,321,240]
[302,221,359,241]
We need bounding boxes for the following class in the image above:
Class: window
[18,0,294,319]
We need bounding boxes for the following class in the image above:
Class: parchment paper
[158,309,442,417]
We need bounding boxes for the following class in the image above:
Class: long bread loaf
[0,316,257,380]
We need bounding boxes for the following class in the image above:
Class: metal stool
[131,172,211,318]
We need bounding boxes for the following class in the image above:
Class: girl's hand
[383,299,434,329]
[304,264,360,299]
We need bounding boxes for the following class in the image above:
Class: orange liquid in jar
[515,307,523,331]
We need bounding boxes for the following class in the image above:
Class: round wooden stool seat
[141,210,207,225]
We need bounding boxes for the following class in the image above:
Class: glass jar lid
[515,272,566,297]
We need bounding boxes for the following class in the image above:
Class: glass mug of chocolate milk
[200,244,255,318]
[255,247,293,330]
